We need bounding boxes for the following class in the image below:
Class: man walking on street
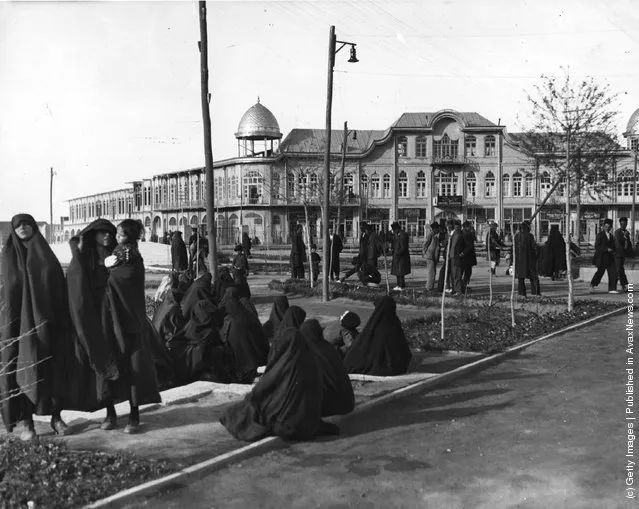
[390,222,411,291]
[422,222,440,291]
[613,217,633,292]
[590,218,618,293]
[459,220,477,292]
[328,228,343,281]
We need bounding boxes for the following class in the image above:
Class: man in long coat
[357,221,369,267]
[485,221,503,275]
[328,228,343,281]
[614,217,632,292]
[422,222,440,291]
[290,224,306,279]
[590,218,617,293]
[514,221,540,297]
[459,220,477,291]
[390,222,411,290]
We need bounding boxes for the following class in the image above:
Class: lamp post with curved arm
[322,25,358,303]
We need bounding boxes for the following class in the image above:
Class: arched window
[230,174,239,198]
[287,172,295,198]
[309,173,318,197]
[215,176,224,202]
[416,171,427,198]
[243,170,263,204]
[466,171,476,198]
[502,173,511,197]
[435,171,458,196]
[484,135,496,156]
[465,135,476,157]
[383,174,391,198]
[360,174,369,196]
[512,172,523,197]
[434,133,459,159]
[540,171,552,196]
[343,173,354,197]
[371,174,381,198]
[397,136,408,157]
[398,171,408,198]
[618,170,635,196]
[525,174,534,197]
[416,137,427,158]
[485,171,496,197]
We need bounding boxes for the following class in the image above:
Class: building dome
[235,99,282,140]
[626,108,639,135]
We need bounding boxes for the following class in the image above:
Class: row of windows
[396,134,497,158]
[70,197,132,222]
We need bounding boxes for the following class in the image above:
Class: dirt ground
[132,313,632,509]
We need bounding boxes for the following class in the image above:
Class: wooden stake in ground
[488,230,493,306]
[383,244,390,294]
[510,231,516,328]
[440,232,452,341]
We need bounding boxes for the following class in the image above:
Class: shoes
[445,289,453,294]
[123,419,141,434]
[589,285,595,293]
[608,290,621,294]
[50,417,72,436]
[101,415,117,431]
[623,285,628,292]
[20,421,37,442]
[392,286,402,291]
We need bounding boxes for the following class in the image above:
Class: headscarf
[275,306,306,335]
[300,319,355,417]
[240,297,259,318]
[181,271,213,319]
[343,296,412,376]
[262,295,290,343]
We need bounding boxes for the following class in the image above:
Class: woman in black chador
[343,296,412,376]
[220,327,338,441]
[299,319,354,417]
[543,225,566,280]
[101,219,161,433]
[261,296,290,344]
[0,214,70,441]
[170,231,189,272]
[66,219,121,415]
[219,288,269,384]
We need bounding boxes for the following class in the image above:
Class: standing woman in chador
[0,214,71,441]
[65,219,121,415]
[101,219,161,433]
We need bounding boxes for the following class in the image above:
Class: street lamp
[322,25,358,303]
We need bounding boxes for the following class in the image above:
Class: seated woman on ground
[220,287,269,384]
[323,310,361,357]
[300,319,355,417]
[262,296,290,344]
[343,296,412,376]
[219,327,339,442]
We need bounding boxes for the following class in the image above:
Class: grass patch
[0,436,173,508]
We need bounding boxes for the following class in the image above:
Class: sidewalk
[135,312,633,509]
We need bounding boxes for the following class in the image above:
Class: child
[324,310,361,357]
[310,244,321,284]
[104,220,144,269]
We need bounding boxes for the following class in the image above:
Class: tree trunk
[510,233,516,327]
[488,232,493,306]
[565,143,574,312]
[304,205,313,287]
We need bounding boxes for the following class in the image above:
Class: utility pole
[565,125,574,312]
[198,0,218,281]
[335,120,348,236]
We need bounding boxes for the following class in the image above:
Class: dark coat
[262,296,290,344]
[543,227,566,275]
[219,328,323,441]
[170,232,189,271]
[65,219,121,411]
[485,229,502,262]
[343,297,412,376]
[514,229,538,279]
[242,232,252,256]
[592,230,616,268]
[290,230,306,267]
[0,215,68,428]
[365,231,382,268]
[614,228,633,260]
[459,230,477,268]
[391,230,411,276]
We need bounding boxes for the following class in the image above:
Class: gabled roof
[280,129,386,154]
[391,111,498,129]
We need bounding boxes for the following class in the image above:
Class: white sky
[1,0,638,222]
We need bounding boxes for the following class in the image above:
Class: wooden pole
[49,167,54,243]
[510,231,516,327]
[198,0,218,282]
[440,232,452,340]
[321,26,336,303]
[565,129,574,311]
[335,121,348,239]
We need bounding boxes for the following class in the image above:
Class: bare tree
[518,68,621,311]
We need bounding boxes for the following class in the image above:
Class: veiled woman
[101,219,161,433]
[167,299,232,385]
[220,327,337,442]
[170,231,189,272]
[65,219,121,416]
[299,319,354,417]
[220,287,269,384]
[343,296,412,376]
[181,271,214,320]
[261,296,289,344]
[0,214,69,441]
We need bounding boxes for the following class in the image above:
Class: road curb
[83,305,626,509]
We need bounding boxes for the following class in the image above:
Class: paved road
[134,312,634,509]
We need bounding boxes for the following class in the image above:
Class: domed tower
[235,98,282,157]
[624,108,639,151]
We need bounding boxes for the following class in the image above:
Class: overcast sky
[1,0,638,222]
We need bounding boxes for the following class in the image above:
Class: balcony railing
[431,154,471,165]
